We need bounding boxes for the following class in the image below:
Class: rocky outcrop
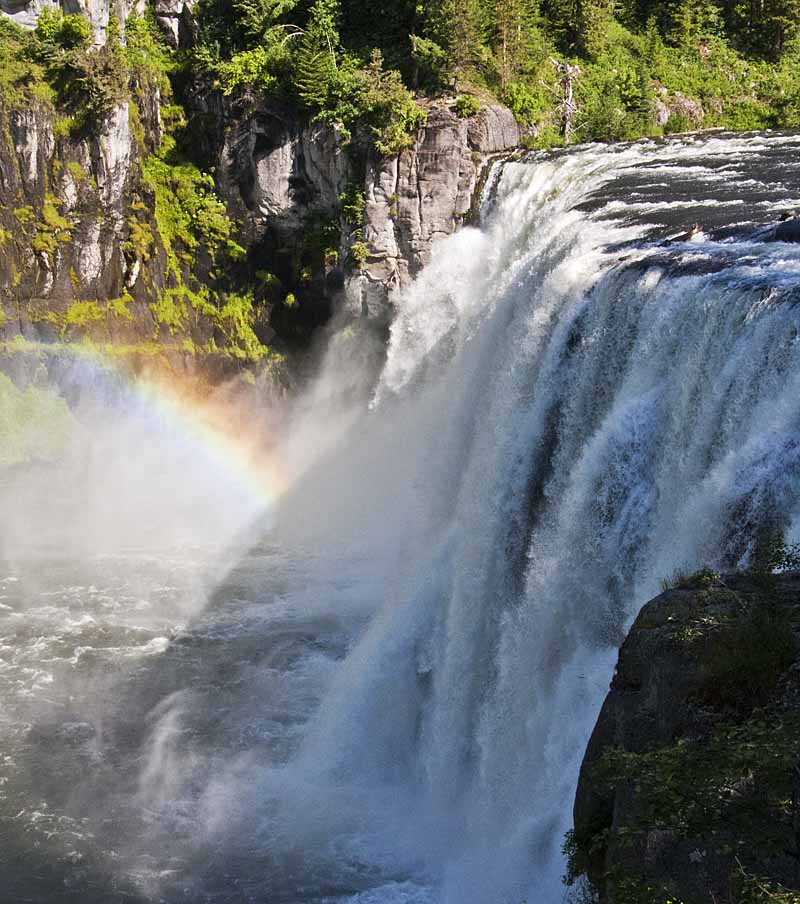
[571,570,800,903]
[190,93,519,321]
[654,88,705,131]
[153,0,196,47]
[216,103,353,239]
[0,97,137,330]
[349,102,519,317]
[1,0,186,45]
[0,0,521,358]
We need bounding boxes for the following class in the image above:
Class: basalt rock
[572,571,800,903]
[186,92,520,322]
[348,101,519,318]
[0,0,521,362]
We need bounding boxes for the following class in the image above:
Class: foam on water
[2,132,800,903]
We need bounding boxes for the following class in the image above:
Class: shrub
[503,81,542,125]
[34,8,91,52]
[698,603,796,710]
[452,93,481,118]
[659,566,720,593]
[350,240,368,268]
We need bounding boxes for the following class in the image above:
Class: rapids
[2,131,800,903]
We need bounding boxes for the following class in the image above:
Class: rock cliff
[190,91,519,320]
[0,0,520,373]
[570,570,800,904]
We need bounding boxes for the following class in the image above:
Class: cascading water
[2,132,800,904]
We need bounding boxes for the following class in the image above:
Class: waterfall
[266,132,800,904]
[3,132,800,904]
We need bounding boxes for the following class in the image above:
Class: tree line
[190,0,800,148]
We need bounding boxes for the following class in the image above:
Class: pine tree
[294,0,341,109]
[491,0,541,86]
[424,0,485,84]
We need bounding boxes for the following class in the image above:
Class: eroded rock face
[0,0,521,357]
[0,96,143,338]
[154,0,195,48]
[0,0,53,31]
[219,107,352,234]
[205,96,519,321]
[572,572,800,903]
[1,0,185,46]
[349,102,519,317]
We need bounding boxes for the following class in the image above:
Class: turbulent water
[3,131,800,904]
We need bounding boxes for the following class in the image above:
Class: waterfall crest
[278,133,800,904]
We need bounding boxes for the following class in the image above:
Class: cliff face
[0,95,175,352]
[0,0,520,373]
[571,571,800,904]
[191,92,519,320]
[351,102,519,317]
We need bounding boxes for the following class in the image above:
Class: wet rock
[772,217,800,243]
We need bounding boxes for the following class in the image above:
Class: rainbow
[0,337,291,516]
[125,369,291,514]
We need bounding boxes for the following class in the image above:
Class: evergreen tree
[424,0,485,84]
[490,0,541,86]
[294,0,341,109]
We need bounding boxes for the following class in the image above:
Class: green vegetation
[0,3,275,364]
[0,6,173,132]
[568,550,800,903]
[0,371,77,467]
[452,93,481,117]
[188,0,800,146]
[141,152,234,276]
[2,0,797,370]
[195,0,426,154]
[659,565,720,592]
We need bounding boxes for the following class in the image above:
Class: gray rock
[572,571,800,902]
[0,0,54,30]
[347,101,519,316]
[219,107,352,234]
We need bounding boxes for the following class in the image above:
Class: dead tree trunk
[550,57,581,144]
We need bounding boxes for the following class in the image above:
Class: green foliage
[30,194,73,255]
[66,160,86,183]
[0,17,51,105]
[339,184,365,226]
[218,44,281,95]
[698,603,796,709]
[659,566,720,592]
[452,93,481,117]
[350,240,368,268]
[124,10,174,91]
[63,300,107,329]
[735,865,800,903]
[750,527,800,575]
[596,709,800,849]
[297,46,426,155]
[29,8,128,127]
[0,372,76,468]
[410,33,449,89]
[142,153,234,275]
[12,206,35,228]
[502,80,543,124]
[215,290,272,359]
[34,8,91,52]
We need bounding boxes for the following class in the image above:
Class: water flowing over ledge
[2,131,800,904]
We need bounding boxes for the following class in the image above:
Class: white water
[3,132,800,903]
